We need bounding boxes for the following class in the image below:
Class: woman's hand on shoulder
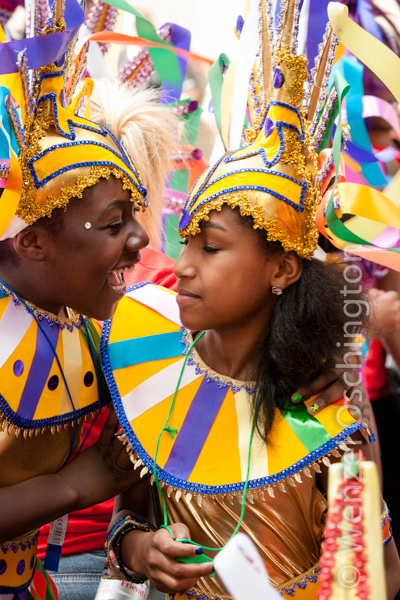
[121,523,213,594]
[291,369,369,424]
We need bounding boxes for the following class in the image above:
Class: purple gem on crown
[273,68,284,89]
[179,211,191,230]
[236,15,244,36]
[264,117,275,138]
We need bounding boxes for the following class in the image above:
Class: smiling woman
[98,0,400,597]
[0,0,155,594]
[0,177,149,321]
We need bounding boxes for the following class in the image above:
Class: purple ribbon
[160,23,191,104]
[305,0,331,70]
[163,378,228,481]
[17,320,60,421]
[0,0,84,74]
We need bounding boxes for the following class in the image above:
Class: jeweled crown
[179,0,339,259]
[0,0,146,240]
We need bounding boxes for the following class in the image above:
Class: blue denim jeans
[47,550,166,600]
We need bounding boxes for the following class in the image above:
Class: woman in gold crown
[0,0,169,595]
[99,1,400,599]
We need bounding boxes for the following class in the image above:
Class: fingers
[97,409,120,445]
[305,378,348,416]
[292,373,337,403]
[144,528,213,594]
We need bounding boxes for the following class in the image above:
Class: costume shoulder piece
[101,283,369,498]
[0,287,105,435]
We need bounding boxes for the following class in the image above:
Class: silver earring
[271,284,282,295]
[84,222,92,230]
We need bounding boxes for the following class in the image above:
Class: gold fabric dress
[101,284,367,600]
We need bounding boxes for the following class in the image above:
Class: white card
[214,533,281,600]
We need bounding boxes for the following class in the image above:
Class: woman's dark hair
[237,209,370,442]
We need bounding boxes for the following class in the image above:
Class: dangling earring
[271,284,282,295]
[84,222,92,230]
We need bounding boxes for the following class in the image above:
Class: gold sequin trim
[17,164,144,226]
[277,563,320,595]
[183,329,256,391]
[179,193,316,259]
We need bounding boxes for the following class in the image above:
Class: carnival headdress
[178,0,339,259]
[0,0,146,240]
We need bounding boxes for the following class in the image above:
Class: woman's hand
[291,369,369,424]
[121,523,213,594]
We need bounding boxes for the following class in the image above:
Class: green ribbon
[103,0,181,84]
[281,403,331,453]
[209,53,230,148]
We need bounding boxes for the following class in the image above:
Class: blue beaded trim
[29,158,145,197]
[100,312,364,494]
[0,577,34,595]
[186,591,222,600]
[34,71,144,193]
[182,151,235,216]
[106,126,144,186]
[279,569,320,597]
[181,168,307,215]
[226,100,304,169]
[0,389,105,430]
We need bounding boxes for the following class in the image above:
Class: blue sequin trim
[100,309,364,494]
[180,168,307,214]
[225,100,305,170]
[0,391,105,430]
[182,151,235,217]
[29,139,144,196]
[29,157,145,196]
[34,71,144,192]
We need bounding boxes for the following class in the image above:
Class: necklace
[152,331,258,561]
[0,281,82,330]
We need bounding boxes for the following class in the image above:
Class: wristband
[105,515,156,583]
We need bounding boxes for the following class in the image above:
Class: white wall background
[124,0,248,61]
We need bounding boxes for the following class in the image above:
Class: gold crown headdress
[0,0,146,240]
[178,0,339,259]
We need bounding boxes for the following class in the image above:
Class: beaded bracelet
[104,514,156,583]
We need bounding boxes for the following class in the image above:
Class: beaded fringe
[0,410,98,438]
[117,431,357,506]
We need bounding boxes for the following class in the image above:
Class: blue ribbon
[335,56,386,187]
[0,86,20,159]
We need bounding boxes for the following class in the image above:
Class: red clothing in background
[363,338,390,401]
[125,247,177,291]
[37,248,177,558]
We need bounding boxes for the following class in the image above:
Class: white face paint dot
[85,222,92,230]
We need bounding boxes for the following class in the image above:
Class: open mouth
[107,265,135,295]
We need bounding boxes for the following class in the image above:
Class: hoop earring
[271,284,282,295]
